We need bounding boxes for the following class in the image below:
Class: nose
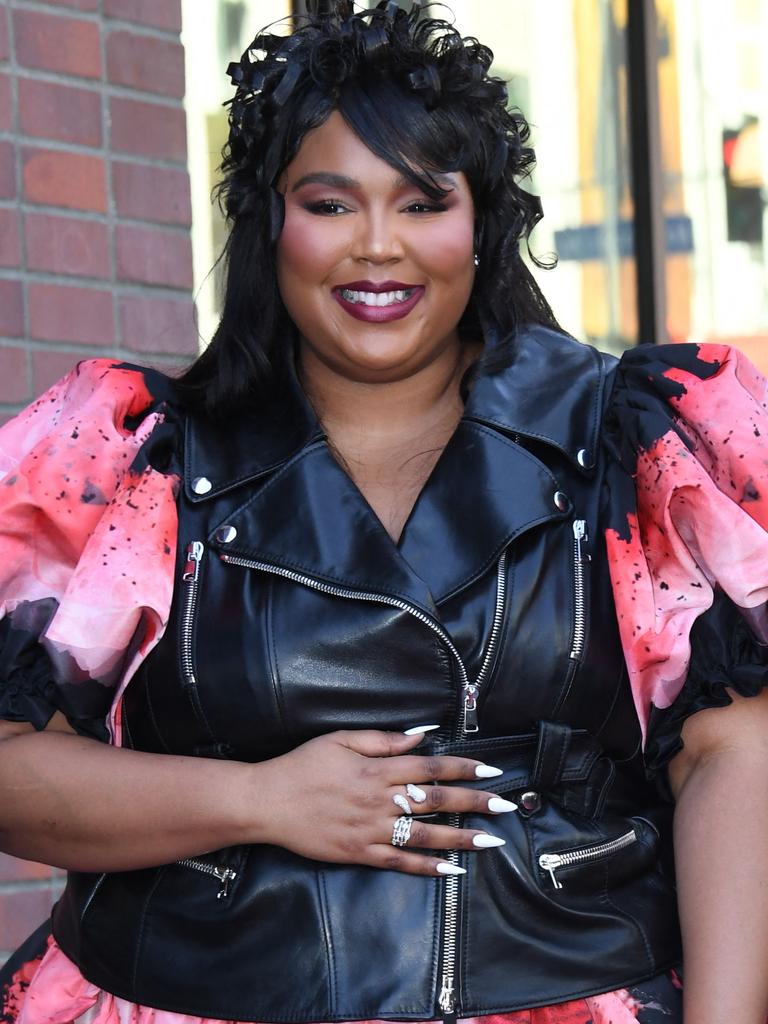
[351,207,404,264]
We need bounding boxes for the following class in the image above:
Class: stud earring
[473,253,480,268]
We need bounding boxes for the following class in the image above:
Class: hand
[253,729,516,875]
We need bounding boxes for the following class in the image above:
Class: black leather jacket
[52,327,681,1021]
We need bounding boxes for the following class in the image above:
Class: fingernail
[488,797,518,813]
[472,833,506,848]
[403,724,441,736]
[436,862,467,875]
[475,764,504,779]
[406,784,428,803]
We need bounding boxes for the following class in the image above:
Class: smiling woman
[1,4,768,1024]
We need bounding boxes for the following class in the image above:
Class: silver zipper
[176,857,237,899]
[569,519,589,661]
[219,546,508,1022]
[538,827,638,890]
[181,541,204,684]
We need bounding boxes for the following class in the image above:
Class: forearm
[0,730,260,872]
[673,748,768,1024]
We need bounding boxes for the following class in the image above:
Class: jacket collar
[184,325,608,504]
[183,326,610,606]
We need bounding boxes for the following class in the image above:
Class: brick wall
[0,0,197,964]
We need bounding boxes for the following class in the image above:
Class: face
[276,111,477,384]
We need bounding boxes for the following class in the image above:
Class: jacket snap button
[215,525,238,544]
[553,490,569,512]
[519,791,542,813]
[577,449,590,468]
[192,476,213,495]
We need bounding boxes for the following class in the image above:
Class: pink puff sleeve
[0,359,180,743]
[603,343,768,768]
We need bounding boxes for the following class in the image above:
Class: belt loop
[531,720,573,790]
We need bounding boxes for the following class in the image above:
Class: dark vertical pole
[626,0,667,344]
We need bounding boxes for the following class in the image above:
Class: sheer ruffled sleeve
[0,360,180,741]
[603,343,768,771]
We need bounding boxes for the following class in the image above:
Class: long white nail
[406,784,428,803]
[472,833,506,848]
[403,724,440,736]
[475,764,504,778]
[436,862,467,875]
[488,797,518,813]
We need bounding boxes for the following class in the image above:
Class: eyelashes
[302,199,449,216]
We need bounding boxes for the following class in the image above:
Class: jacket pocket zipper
[538,827,638,890]
[181,541,204,685]
[176,857,237,899]
[569,519,589,661]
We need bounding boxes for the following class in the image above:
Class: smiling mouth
[338,287,417,307]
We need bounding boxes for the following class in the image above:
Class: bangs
[336,77,475,200]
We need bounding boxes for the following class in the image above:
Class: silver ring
[391,815,413,847]
[392,793,412,815]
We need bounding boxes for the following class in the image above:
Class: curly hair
[178,0,562,416]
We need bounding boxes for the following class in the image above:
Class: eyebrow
[290,171,457,192]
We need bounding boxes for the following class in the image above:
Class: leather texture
[52,327,682,1020]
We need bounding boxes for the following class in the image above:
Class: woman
[1,3,768,1023]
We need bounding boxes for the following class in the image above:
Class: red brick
[32,348,83,395]
[41,0,100,11]
[104,0,181,33]
[0,855,53,883]
[23,149,107,213]
[113,162,191,226]
[0,74,11,132]
[107,31,184,99]
[0,209,21,268]
[110,97,186,162]
[26,213,110,279]
[120,294,197,354]
[0,141,15,200]
[0,8,8,63]
[29,283,114,345]
[19,78,102,147]
[0,346,29,402]
[0,887,58,949]
[116,225,192,289]
[0,279,23,337]
[13,10,102,80]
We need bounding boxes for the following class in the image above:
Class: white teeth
[340,288,414,306]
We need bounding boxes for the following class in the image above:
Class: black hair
[177,0,562,417]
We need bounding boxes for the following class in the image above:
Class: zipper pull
[214,866,237,899]
[572,519,590,563]
[438,976,456,1024]
[538,853,564,890]
[183,541,204,582]
[462,684,479,734]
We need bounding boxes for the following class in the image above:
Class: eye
[304,199,350,216]
[404,200,448,214]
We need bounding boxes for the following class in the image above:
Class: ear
[269,188,286,243]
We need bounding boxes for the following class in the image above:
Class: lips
[332,280,425,324]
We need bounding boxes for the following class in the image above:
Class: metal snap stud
[192,476,213,495]
[577,449,590,469]
[519,791,542,814]
[215,525,238,544]
[553,490,569,512]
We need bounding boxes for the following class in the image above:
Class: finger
[388,784,504,816]
[387,818,506,852]
[333,728,437,759]
[381,753,503,784]
[370,847,468,877]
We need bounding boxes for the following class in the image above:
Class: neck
[298,342,479,454]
